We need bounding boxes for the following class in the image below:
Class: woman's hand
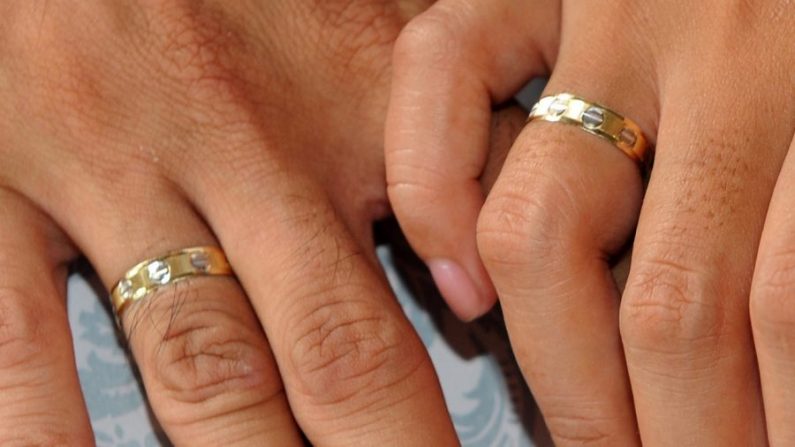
[0,1,468,445]
[386,0,795,444]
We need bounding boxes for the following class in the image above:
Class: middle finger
[182,151,460,445]
[475,2,658,442]
[619,72,789,445]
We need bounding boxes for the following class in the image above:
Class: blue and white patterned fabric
[69,243,550,447]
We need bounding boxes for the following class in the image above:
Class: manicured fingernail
[427,259,487,322]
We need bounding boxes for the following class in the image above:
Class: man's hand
[0,1,461,445]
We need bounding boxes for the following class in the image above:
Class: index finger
[386,0,559,321]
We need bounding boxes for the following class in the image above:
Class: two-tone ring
[110,246,233,324]
[528,92,653,169]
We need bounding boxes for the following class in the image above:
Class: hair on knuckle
[125,285,273,409]
[286,293,422,410]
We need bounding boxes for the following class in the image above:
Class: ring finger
[476,25,657,444]
[31,173,304,445]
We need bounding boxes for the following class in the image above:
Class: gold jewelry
[110,246,233,320]
[527,93,652,168]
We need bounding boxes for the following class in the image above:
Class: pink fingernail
[427,259,487,322]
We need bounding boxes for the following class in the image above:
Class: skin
[0,1,531,445]
[386,0,795,445]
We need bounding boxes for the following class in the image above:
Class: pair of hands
[388,0,794,445]
[0,1,461,445]
[0,1,792,446]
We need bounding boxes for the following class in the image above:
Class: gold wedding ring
[528,93,652,168]
[110,246,233,321]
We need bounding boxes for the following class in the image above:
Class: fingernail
[427,259,488,322]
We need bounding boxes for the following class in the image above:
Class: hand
[386,0,795,445]
[0,1,463,445]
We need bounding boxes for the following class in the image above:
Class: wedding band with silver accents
[528,93,653,168]
[110,246,233,323]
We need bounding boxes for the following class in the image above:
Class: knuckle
[285,285,424,409]
[477,176,575,271]
[129,286,280,413]
[620,254,726,352]
[751,248,795,337]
